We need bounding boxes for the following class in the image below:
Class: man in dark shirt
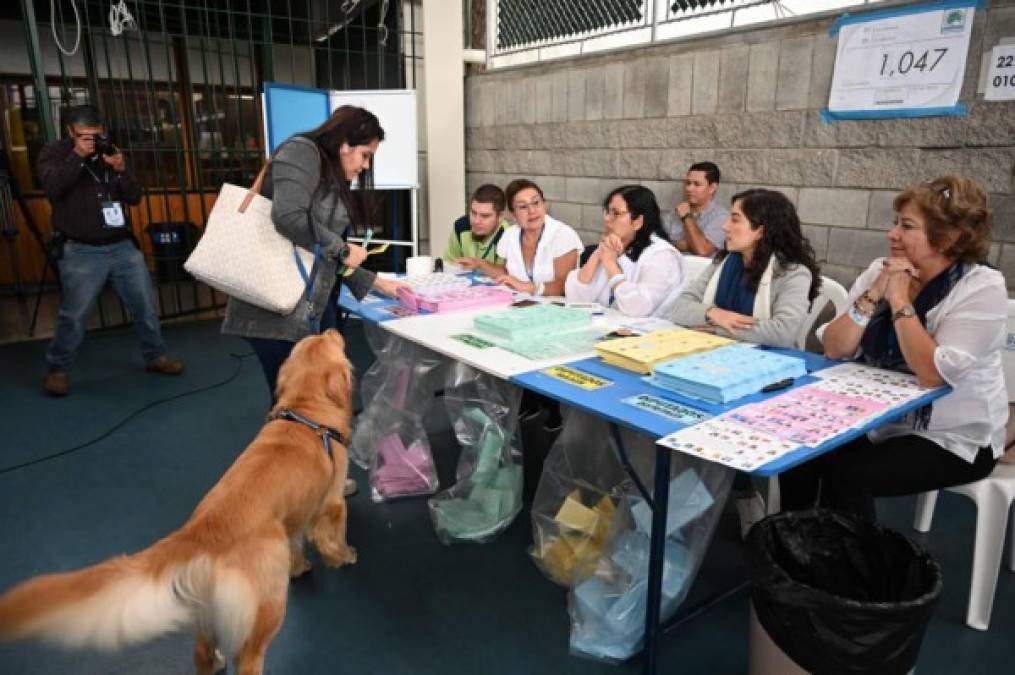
[39,105,183,396]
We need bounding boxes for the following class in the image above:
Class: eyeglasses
[603,208,630,220]
[513,198,544,213]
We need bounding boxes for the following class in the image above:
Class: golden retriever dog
[0,329,356,675]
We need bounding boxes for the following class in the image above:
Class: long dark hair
[718,189,822,300]
[603,185,669,262]
[300,105,385,229]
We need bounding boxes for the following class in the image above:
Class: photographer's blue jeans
[45,240,167,370]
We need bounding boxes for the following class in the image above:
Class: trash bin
[746,509,942,675]
[147,222,198,282]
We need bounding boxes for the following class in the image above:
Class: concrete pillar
[422,1,467,257]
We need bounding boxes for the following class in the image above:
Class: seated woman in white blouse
[667,188,822,349]
[780,175,1007,522]
[565,185,684,317]
[488,178,583,296]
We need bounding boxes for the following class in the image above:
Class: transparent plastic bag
[567,432,733,663]
[428,362,524,544]
[528,410,629,586]
[368,408,440,502]
[349,328,444,501]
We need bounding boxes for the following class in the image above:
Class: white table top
[380,302,676,380]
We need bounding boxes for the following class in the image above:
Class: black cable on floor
[0,351,256,476]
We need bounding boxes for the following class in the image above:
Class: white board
[330,89,418,190]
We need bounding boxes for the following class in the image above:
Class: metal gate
[0,0,420,335]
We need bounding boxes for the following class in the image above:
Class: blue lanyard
[522,225,544,282]
[292,244,323,333]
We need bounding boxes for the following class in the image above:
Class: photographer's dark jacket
[221,136,376,343]
[36,138,142,245]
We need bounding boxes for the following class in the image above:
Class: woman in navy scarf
[781,176,1007,522]
[668,188,822,349]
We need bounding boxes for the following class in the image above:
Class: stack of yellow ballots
[595,328,734,374]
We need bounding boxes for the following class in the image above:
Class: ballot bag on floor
[528,410,629,586]
[568,437,733,663]
[428,363,524,544]
[350,327,443,501]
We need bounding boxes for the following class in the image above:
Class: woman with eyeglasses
[668,188,821,349]
[565,185,684,317]
[490,178,582,296]
[780,175,1007,522]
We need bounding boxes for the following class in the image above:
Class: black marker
[761,378,795,393]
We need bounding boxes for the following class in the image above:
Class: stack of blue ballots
[473,303,590,341]
[569,470,711,661]
[649,344,806,403]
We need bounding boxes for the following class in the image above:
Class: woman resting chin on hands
[780,175,1008,522]
[565,185,683,318]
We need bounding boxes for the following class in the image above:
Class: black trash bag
[746,509,942,675]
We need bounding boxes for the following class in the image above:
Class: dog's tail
[0,541,222,650]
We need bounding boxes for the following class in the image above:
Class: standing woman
[565,185,684,317]
[223,106,407,398]
[780,175,1007,521]
[492,178,582,296]
[668,188,821,349]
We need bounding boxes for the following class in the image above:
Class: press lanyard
[477,233,498,261]
[83,161,112,200]
[522,225,544,282]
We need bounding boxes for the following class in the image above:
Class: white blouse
[496,215,583,286]
[817,259,1009,462]
[564,236,685,318]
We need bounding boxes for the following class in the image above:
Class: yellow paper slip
[596,328,734,373]
[555,494,600,534]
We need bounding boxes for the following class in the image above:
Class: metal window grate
[2,0,422,333]
[488,0,884,66]
[496,0,646,51]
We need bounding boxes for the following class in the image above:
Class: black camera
[94,134,118,156]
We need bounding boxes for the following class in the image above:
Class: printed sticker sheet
[657,362,933,471]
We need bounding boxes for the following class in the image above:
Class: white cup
[405,255,433,277]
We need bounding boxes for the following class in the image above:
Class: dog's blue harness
[267,408,345,457]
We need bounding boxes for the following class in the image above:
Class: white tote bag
[184,163,316,315]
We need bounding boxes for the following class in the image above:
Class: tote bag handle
[238,161,271,214]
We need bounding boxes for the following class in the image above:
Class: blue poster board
[263,82,330,153]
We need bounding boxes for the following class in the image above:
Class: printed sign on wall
[985,44,1015,101]
[824,2,979,120]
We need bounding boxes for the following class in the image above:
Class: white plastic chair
[794,276,849,351]
[651,254,713,319]
[681,254,713,281]
[911,298,1015,630]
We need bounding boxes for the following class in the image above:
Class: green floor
[0,319,1012,673]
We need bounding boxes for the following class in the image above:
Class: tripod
[0,174,21,297]
[0,158,58,337]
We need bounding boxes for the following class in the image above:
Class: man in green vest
[444,183,508,275]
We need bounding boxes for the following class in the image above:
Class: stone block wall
[465,0,1015,292]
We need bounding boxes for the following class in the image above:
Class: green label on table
[622,394,711,424]
[451,333,495,349]
[543,366,612,390]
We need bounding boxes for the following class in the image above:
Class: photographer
[38,105,183,396]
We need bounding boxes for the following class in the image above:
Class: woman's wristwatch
[892,304,916,322]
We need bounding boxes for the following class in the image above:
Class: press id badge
[101,200,126,228]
